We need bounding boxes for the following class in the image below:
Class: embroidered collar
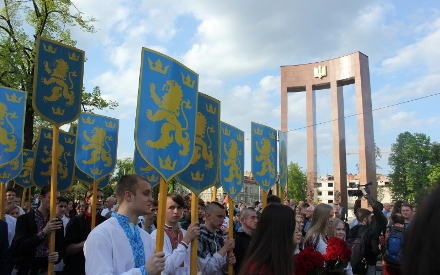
[112,213,146,269]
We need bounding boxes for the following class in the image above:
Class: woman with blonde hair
[5,204,20,219]
[331,218,346,240]
[305,203,333,254]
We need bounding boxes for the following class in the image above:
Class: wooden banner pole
[155,177,168,253]
[212,186,217,202]
[190,193,198,275]
[228,198,234,275]
[0,183,5,221]
[262,190,267,208]
[91,180,98,229]
[28,187,32,211]
[48,125,59,275]
[20,184,26,207]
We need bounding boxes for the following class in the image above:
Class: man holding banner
[85,174,165,274]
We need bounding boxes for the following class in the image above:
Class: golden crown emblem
[181,73,195,89]
[44,132,53,139]
[23,151,28,156]
[222,127,230,136]
[205,103,216,115]
[52,107,65,115]
[68,52,80,61]
[0,171,10,178]
[147,174,159,182]
[229,186,236,194]
[159,155,176,170]
[64,137,75,144]
[82,116,95,124]
[148,58,169,74]
[22,179,30,184]
[105,121,116,129]
[236,133,243,142]
[270,132,276,139]
[254,128,263,135]
[90,167,102,175]
[262,179,270,186]
[5,93,23,103]
[191,171,204,181]
[43,43,57,54]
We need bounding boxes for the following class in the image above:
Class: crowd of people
[1,176,440,275]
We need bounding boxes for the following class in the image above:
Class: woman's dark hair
[238,203,296,275]
[391,200,404,216]
[403,182,440,275]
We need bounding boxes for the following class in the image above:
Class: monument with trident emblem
[280,52,376,212]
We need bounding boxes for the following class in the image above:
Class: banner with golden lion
[135,48,198,182]
[33,36,84,126]
[0,152,22,185]
[251,122,277,192]
[175,93,220,195]
[14,149,34,188]
[133,148,161,187]
[75,113,119,181]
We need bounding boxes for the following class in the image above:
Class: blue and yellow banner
[251,122,277,192]
[33,36,84,126]
[14,149,34,188]
[75,113,119,181]
[175,93,220,195]
[134,149,161,187]
[32,127,76,191]
[135,48,198,182]
[278,130,288,192]
[0,87,26,167]
[75,166,110,189]
[0,153,22,184]
[220,122,244,201]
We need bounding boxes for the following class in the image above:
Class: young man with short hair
[11,185,64,274]
[197,202,236,275]
[5,187,25,216]
[382,213,405,275]
[400,203,413,228]
[233,208,258,273]
[151,193,199,275]
[85,174,165,274]
[54,197,70,274]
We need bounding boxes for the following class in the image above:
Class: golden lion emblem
[146,80,191,156]
[255,137,275,177]
[0,102,18,153]
[18,156,33,178]
[223,139,242,183]
[41,144,70,179]
[190,112,214,169]
[81,127,113,167]
[41,59,76,105]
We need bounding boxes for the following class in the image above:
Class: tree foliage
[110,158,134,183]
[0,0,117,149]
[287,162,307,201]
[388,132,439,205]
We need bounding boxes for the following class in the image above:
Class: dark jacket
[348,224,380,266]
[64,213,105,275]
[0,220,10,275]
[11,209,65,271]
[233,228,252,272]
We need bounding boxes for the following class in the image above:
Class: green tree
[287,162,307,201]
[388,132,435,204]
[111,158,134,183]
[0,0,117,150]
[61,181,88,200]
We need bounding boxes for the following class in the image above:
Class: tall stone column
[306,85,317,205]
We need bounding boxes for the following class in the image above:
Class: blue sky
[59,0,440,177]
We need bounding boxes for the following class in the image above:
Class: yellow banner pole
[155,177,168,253]
[48,125,59,275]
[190,193,198,275]
[228,198,234,274]
[20,185,26,207]
[28,187,32,211]
[91,180,98,229]
[0,183,5,221]
[212,186,217,202]
[262,190,267,208]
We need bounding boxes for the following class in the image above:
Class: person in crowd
[64,188,106,275]
[267,195,281,205]
[181,198,205,231]
[75,199,86,216]
[289,198,296,210]
[403,182,440,275]
[400,203,412,228]
[144,200,158,233]
[303,205,314,235]
[388,201,403,226]
[101,196,116,217]
[300,202,309,216]
[330,218,353,275]
[5,204,20,219]
[0,219,10,275]
[383,202,391,217]
[293,222,302,255]
[382,213,405,275]
[151,193,199,275]
[238,203,296,275]
[197,202,235,275]
[233,208,258,273]
[11,185,64,275]
[304,204,333,254]
[85,174,165,274]
[295,214,305,250]
[5,188,25,215]
[54,197,70,275]
[295,206,301,215]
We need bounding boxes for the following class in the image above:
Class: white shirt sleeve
[151,229,190,274]
[198,251,226,275]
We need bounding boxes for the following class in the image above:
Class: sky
[40,0,440,177]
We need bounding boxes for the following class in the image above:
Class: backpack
[383,228,404,265]
[346,226,369,274]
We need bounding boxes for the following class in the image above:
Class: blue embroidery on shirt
[112,213,146,269]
